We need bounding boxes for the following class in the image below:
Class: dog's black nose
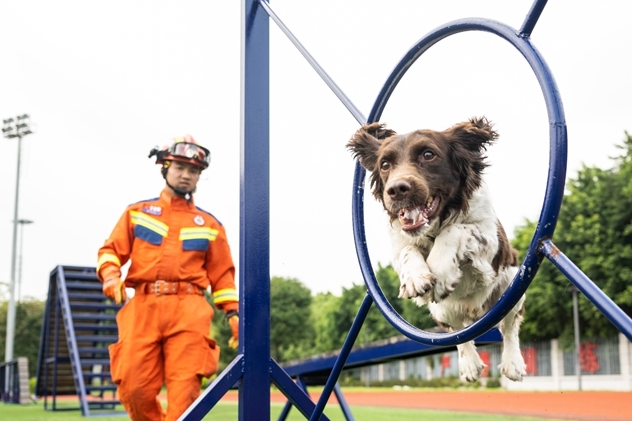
[386,180,411,200]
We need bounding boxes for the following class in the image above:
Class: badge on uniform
[194,215,205,226]
[142,205,162,216]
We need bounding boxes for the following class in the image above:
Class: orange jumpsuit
[97,188,238,421]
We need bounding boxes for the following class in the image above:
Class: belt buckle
[154,280,166,296]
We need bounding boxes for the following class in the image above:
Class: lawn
[2,400,570,421]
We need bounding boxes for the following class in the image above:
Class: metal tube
[310,295,372,421]
[240,0,271,420]
[18,222,24,302]
[257,0,366,125]
[540,239,632,341]
[5,134,22,363]
[519,0,549,37]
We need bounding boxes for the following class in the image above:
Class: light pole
[2,114,33,364]
[569,284,582,391]
[17,219,34,302]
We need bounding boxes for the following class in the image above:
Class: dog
[347,117,526,382]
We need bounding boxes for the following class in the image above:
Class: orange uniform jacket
[97,189,238,312]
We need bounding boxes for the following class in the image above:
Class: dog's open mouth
[398,196,440,231]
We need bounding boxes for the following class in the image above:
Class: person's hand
[103,276,126,305]
[227,311,239,349]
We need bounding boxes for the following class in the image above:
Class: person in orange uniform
[97,135,239,421]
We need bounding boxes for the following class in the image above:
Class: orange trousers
[109,292,219,421]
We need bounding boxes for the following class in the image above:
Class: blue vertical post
[240,0,270,420]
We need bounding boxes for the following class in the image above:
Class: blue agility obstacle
[181,1,632,420]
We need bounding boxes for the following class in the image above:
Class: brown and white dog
[347,117,526,382]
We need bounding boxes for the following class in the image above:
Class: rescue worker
[97,135,239,421]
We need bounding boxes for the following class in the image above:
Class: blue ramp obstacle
[35,266,124,417]
[180,1,632,420]
[279,330,502,420]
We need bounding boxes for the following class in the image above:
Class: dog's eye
[380,160,391,170]
[421,151,435,161]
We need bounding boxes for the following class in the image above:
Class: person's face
[166,161,201,193]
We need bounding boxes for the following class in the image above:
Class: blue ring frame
[352,18,568,346]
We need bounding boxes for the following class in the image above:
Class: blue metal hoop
[352,18,568,346]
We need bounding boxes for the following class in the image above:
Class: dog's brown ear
[450,116,499,152]
[346,122,396,170]
[448,116,499,198]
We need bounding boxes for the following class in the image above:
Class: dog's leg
[498,293,527,381]
[457,340,486,382]
[432,311,485,383]
[427,223,497,302]
[426,225,469,302]
[394,245,436,299]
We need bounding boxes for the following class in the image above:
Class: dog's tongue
[400,207,428,231]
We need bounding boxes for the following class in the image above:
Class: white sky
[0,1,630,301]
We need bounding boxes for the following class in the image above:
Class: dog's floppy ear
[346,122,396,171]
[450,116,498,153]
[448,116,499,195]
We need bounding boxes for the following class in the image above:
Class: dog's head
[347,117,498,235]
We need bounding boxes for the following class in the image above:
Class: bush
[340,374,501,389]
[486,377,501,388]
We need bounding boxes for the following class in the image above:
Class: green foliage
[512,131,632,343]
[270,276,315,362]
[311,264,436,354]
[0,299,45,378]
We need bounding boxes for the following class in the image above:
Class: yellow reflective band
[130,210,169,237]
[97,253,121,271]
[212,288,238,304]
[179,227,219,242]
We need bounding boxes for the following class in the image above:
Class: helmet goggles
[150,140,210,169]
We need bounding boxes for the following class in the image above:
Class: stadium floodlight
[3,114,34,375]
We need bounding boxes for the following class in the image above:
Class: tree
[312,291,343,354]
[0,299,45,378]
[311,264,436,353]
[512,131,632,344]
[270,277,315,362]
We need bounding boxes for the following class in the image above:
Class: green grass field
[1,400,569,421]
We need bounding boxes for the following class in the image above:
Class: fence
[348,333,632,391]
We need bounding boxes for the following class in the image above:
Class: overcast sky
[1,1,630,302]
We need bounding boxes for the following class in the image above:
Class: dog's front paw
[499,352,527,382]
[432,278,459,302]
[398,272,437,299]
[459,354,485,383]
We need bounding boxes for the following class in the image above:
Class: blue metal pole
[257,0,366,125]
[241,0,271,419]
[519,0,548,37]
[310,295,373,421]
[540,240,632,341]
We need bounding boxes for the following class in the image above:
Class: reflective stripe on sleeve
[97,253,121,272]
[212,288,238,304]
